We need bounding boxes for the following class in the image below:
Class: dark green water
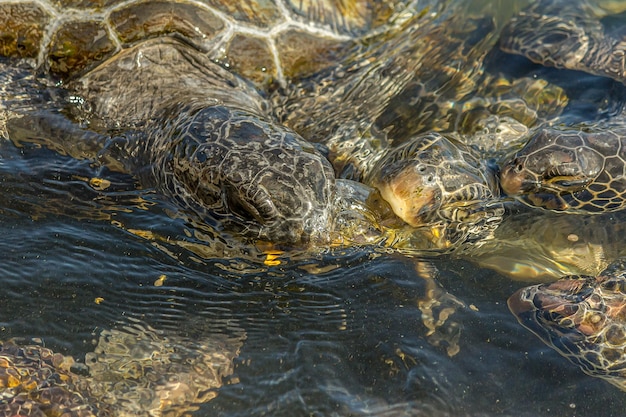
[3,1,626,416]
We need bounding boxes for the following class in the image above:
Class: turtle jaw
[500,162,572,211]
[508,278,590,327]
[501,160,591,196]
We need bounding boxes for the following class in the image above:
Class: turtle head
[368,152,443,228]
[509,260,626,390]
[500,6,626,84]
[165,106,336,246]
[500,128,603,211]
[368,132,503,247]
[221,152,336,245]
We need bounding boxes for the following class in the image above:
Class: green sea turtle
[508,258,626,392]
[494,0,626,390]
[0,318,245,417]
[0,0,525,253]
[499,0,626,84]
[498,0,626,213]
[3,0,624,400]
[500,123,626,213]
[0,0,418,247]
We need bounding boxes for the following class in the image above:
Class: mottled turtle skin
[509,258,626,392]
[0,320,244,417]
[498,0,626,213]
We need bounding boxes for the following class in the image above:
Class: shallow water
[3,0,626,416]
[4,128,626,416]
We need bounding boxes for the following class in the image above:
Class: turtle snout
[370,161,442,227]
[500,157,530,196]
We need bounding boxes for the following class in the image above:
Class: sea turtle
[0,318,245,417]
[498,0,626,213]
[0,0,522,253]
[3,0,623,400]
[493,0,626,390]
[500,123,626,213]
[499,0,626,84]
[508,258,626,392]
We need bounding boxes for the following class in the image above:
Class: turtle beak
[500,161,530,196]
[374,167,442,227]
[500,163,576,211]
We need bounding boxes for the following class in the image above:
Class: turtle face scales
[509,259,626,391]
[159,105,338,245]
[367,132,504,249]
[500,127,626,213]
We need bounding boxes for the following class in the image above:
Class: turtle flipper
[0,62,121,170]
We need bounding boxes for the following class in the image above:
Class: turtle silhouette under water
[0,318,244,417]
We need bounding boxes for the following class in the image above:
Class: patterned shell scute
[49,0,120,8]
[222,33,277,87]
[109,1,226,48]
[48,20,117,79]
[274,28,350,80]
[201,0,283,28]
[0,2,51,59]
[0,0,409,88]
[283,0,394,35]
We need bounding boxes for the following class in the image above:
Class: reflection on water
[2,1,626,416]
[3,139,626,416]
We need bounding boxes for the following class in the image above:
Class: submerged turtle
[494,0,626,390]
[499,0,626,84]
[5,0,626,399]
[508,258,626,392]
[0,319,244,417]
[498,0,626,213]
[0,0,520,252]
[0,0,414,246]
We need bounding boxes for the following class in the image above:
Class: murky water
[3,0,626,416]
